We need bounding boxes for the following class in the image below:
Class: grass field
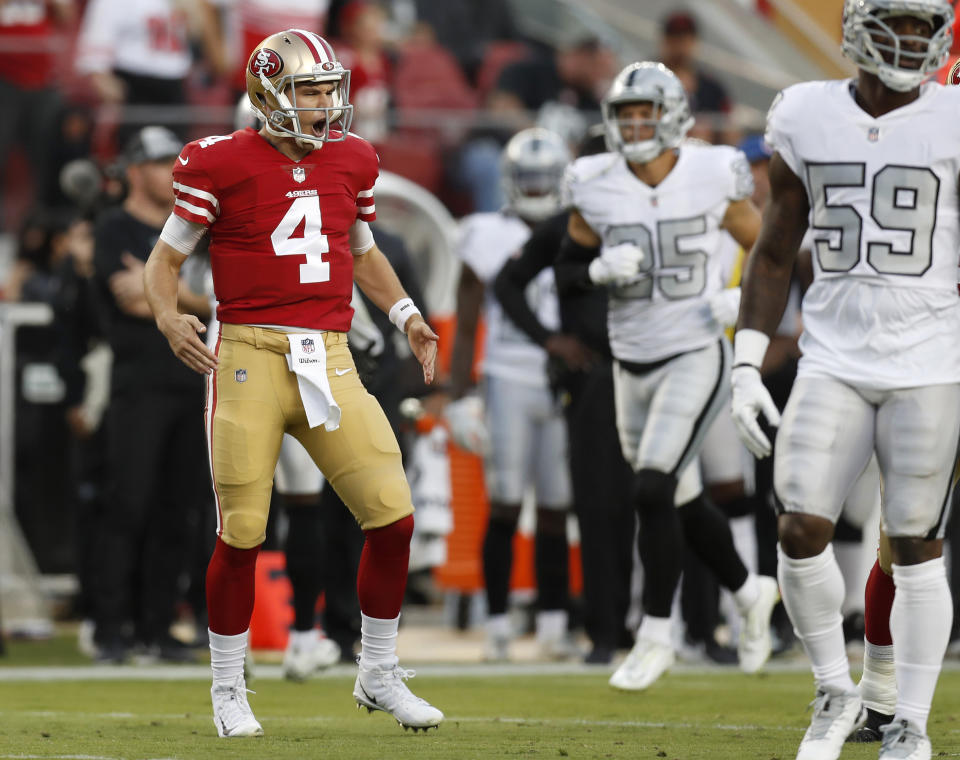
[1,637,960,759]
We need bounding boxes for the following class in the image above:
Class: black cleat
[846,707,893,743]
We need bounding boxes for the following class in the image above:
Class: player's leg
[532,396,575,660]
[876,383,960,758]
[206,327,288,738]
[849,528,897,743]
[476,375,531,661]
[774,375,875,759]
[274,435,340,681]
[296,333,441,730]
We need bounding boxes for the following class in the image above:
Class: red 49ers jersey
[172,128,377,331]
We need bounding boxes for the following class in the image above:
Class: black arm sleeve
[492,213,566,347]
[553,232,599,297]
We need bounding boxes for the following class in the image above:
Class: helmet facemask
[602,62,694,165]
[246,30,355,150]
[500,128,571,222]
[841,0,953,92]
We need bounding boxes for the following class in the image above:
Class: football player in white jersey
[450,128,584,661]
[732,2,960,759]
[556,61,780,691]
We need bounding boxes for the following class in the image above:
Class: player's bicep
[567,209,601,247]
[752,152,809,266]
[721,198,762,253]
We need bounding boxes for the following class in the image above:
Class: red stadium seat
[475,41,532,99]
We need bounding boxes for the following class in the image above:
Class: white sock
[535,609,568,643]
[359,612,399,670]
[287,628,319,651]
[209,629,247,687]
[638,615,673,649]
[891,558,952,734]
[777,544,855,693]
[860,640,896,715]
[486,613,511,639]
[732,573,759,614]
[730,515,758,574]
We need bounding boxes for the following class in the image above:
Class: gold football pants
[206,324,413,549]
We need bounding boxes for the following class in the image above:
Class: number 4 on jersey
[271,196,331,284]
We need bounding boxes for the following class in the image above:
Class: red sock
[864,558,895,646]
[357,514,414,619]
[206,538,261,636]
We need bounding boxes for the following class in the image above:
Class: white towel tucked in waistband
[285,334,341,431]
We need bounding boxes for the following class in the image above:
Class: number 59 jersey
[171,128,378,332]
[767,80,960,389]
[564,144,753,364]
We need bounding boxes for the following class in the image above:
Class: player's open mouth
[311,119,328,137]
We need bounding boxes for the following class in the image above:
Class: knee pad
[632,469,678,515]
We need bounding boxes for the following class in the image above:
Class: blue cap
[738,134,772,164]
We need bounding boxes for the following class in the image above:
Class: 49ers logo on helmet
[250,48,283,78]
[949,59,960,86]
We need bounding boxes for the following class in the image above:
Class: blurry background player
[556,61,779,691]
[449,127,581,662]
[731,2,960,758]
[493,131,635,665]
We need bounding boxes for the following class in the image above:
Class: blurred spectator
[213,0,331,96]
[403,0,518,84]
[737,133,772,208]
[335,1,392,143]
[0,0,77,232]
[459,36,617,213]
[89,126,211,663]
[75,0,225,143]
[658,10,734,144]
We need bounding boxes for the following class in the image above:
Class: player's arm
[721,198,762,254]
[737,153,809,336]
[144,239,218,375]
[553,210,601,295]
[353,243,438,385]
[731,152,809,458]
[493,214,595,371]
[449,264,483,399]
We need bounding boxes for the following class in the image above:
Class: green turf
[0,671,959,759]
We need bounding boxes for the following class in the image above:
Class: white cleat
[353,663,444,731]
[608,638,675,691]
[739,575,780,673]
[282,635,341,682]
[879,719,932,760]
[482,634,510,663]
[795,686,865,760]
[211,674,263,738]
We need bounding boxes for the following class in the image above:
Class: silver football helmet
[841,0,953,92]
[501,128,571,222]
[602,62,694,164]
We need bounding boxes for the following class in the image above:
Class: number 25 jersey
[767,80,960,389]
[171,127,377,332]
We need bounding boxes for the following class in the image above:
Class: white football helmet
[246,28,353,149]
[602,62,694,165]
[500,128,571,222]
[841,0,953,92]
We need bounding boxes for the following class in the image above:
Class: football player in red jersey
[143,29,443,737]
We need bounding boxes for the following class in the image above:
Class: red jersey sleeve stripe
[173,181,219,210]
[175,198,217,224]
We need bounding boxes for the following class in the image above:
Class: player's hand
[406,315,439,385]
[588,243,645,286]
[730,365,781,459]
[444,394,490,456]
[708,287,741,328]
[544,333,597,371]
[157,312,218,375]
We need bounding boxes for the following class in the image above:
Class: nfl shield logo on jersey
[293,166,306,183]
[867,127,879,142]
[235,369,247,383]
[301,338,315,354]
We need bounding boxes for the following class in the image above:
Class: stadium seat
[475,41,532,99]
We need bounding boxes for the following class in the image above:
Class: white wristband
[388,297,421,333]
[733,328,770,369]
